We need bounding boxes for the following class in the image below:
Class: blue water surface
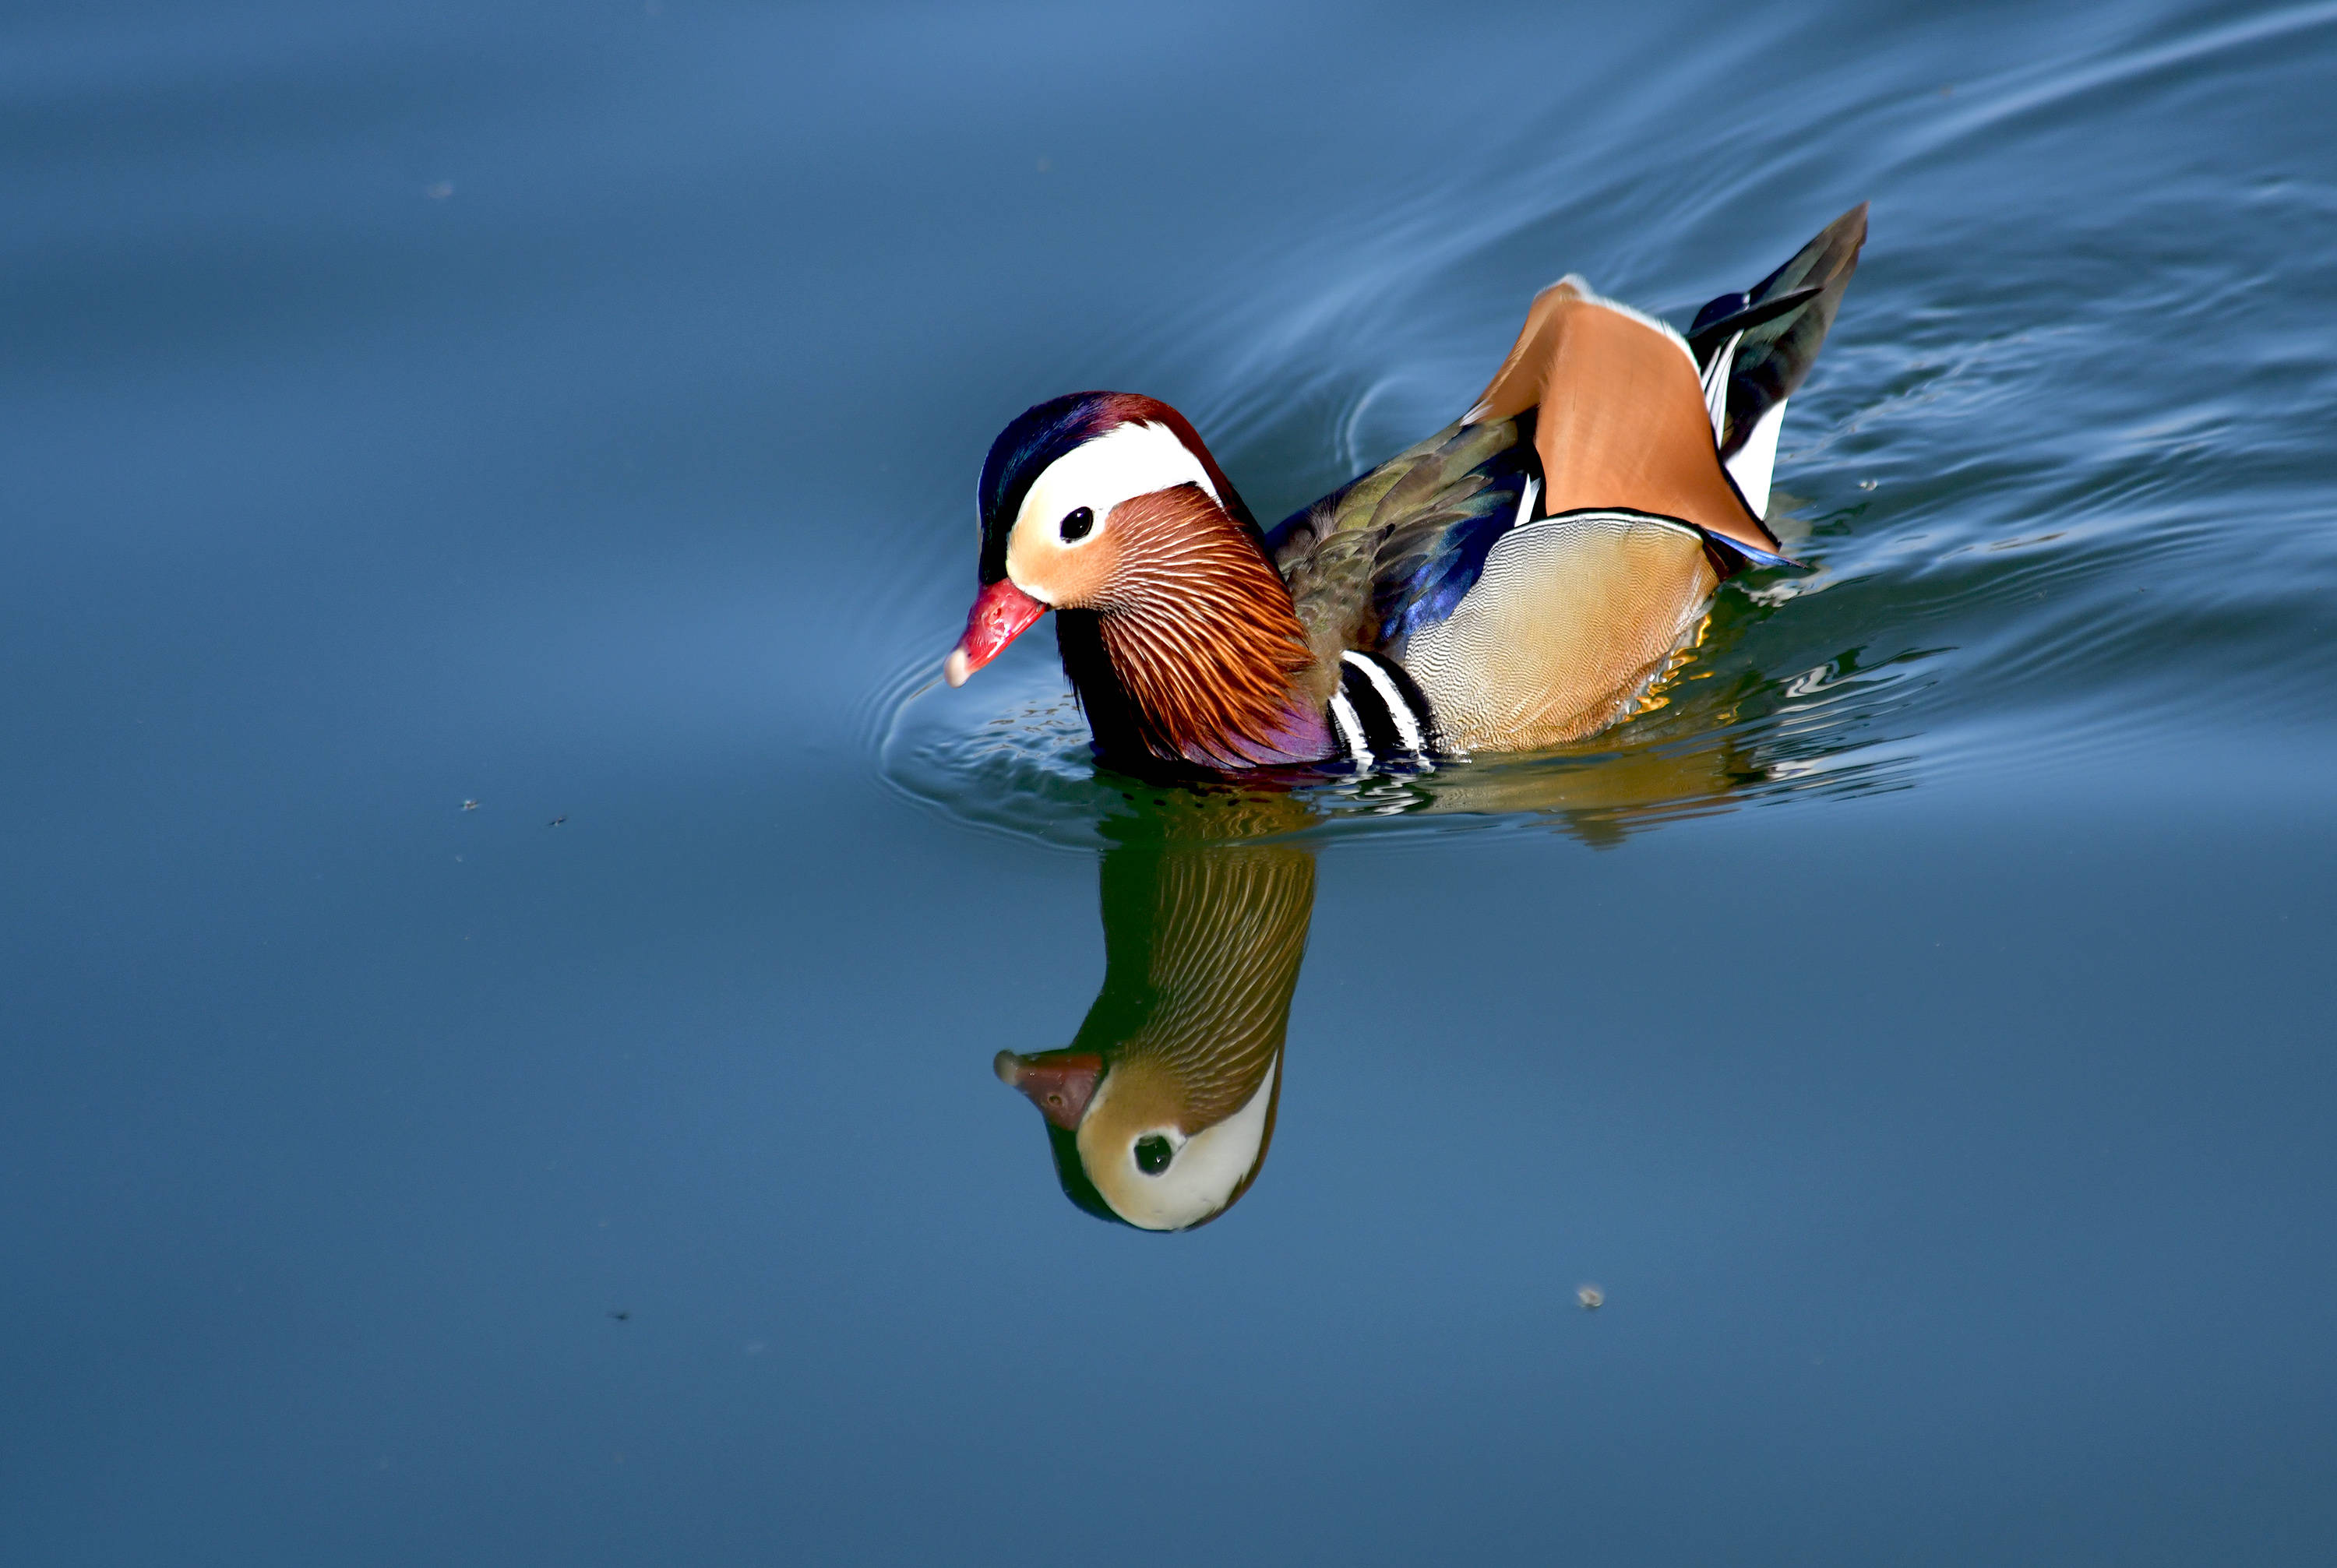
[5,1,2335,1562]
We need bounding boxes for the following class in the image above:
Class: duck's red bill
[944,579,1048,687]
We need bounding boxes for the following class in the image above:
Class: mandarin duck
[994,799,1313,1230]
[944,206,1867,775]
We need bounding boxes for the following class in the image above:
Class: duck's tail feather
[1688,203,1867,516]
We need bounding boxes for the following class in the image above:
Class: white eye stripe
[1013,421,1218,545]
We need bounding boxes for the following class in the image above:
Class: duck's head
[943,391,1260,688]
[994,1044,1281,1231]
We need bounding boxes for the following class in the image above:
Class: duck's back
[1269,208,1864,753]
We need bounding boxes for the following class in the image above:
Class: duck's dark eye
[1133,1134,1173,1175]
[1059,506,1094,542]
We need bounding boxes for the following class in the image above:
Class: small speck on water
[1858,479,1878,490]
[548,815,566,827]
[461,798,478,810]
[423,181,453,200]
[1577,1286,1604,1310]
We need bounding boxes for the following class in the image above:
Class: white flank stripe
[1327,692,1372,769]
[1341,652,1425,756]
[1515,475,1539,530]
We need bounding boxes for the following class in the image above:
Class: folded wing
[1268,208,1866,750]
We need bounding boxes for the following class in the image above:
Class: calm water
[6,1,2335,1560]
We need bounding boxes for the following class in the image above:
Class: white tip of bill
[943,647,972,688]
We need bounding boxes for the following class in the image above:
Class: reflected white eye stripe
[1077,1055,1280,1231]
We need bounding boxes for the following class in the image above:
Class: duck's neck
[1056,491,1331,773]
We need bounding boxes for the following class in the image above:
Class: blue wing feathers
[1373,439,1538,642]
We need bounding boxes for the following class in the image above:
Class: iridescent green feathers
[1265,414,1539,660]
[1697,203,1869,467]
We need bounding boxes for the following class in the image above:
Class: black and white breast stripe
[1328,650,1439,770]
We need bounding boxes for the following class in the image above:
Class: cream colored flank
[1404,513,1716,751]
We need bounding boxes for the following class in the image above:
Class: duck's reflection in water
[996,795,1313,1230]
[991,725,1820,1228]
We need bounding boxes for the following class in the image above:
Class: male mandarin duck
[945,205,1867,775]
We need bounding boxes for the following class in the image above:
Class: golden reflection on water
[990,728,1778,1227]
